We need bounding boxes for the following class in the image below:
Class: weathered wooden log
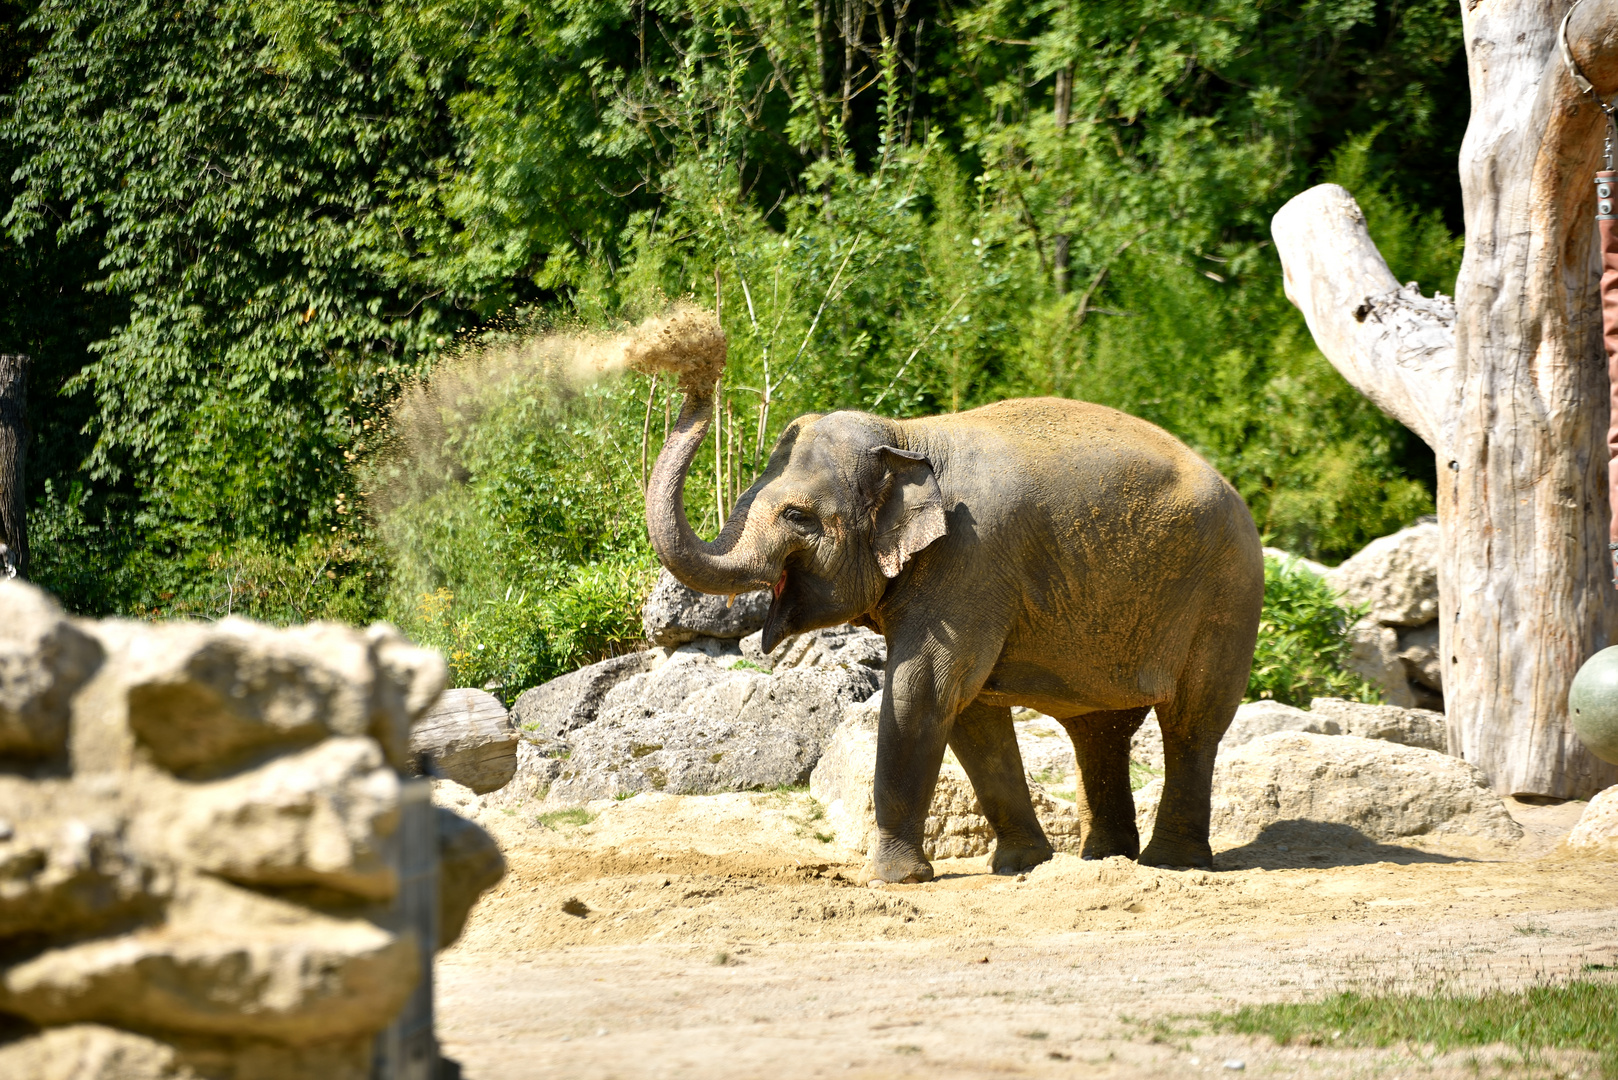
[408,688,518,794]
[1273,0,1618,798]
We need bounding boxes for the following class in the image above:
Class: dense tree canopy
[0,0,1467,682]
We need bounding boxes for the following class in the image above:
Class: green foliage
[1210,979,1618,1078]
[1248,555,1380,707]
[1,0,1466,667]
[370,327,658,698]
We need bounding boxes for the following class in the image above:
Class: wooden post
[0,355,29,580]
[1272,0,1618,798]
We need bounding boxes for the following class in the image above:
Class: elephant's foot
[991,840,1054,876]
[863,839,935,883]
[1079,824,1141,861]
[1138,832,1213,870]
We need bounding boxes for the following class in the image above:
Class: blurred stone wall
[0,582,504,1079]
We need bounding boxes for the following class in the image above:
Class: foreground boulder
[409,687,518,793]
[1566,785,1618,856]
[641,569,770,646]
[0,581,502,1080]
[810,700,1082,859]
[1135,731,1522,849]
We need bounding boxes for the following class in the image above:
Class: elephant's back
[906,397,1235,517]
[904,396,1259,587]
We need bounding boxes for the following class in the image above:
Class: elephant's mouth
[761,569,792,654]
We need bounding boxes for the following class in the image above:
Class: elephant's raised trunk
[644,385,772,595]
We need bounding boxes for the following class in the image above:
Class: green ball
[1569,646,1618,765]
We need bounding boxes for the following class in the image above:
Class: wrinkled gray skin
[646,382,1263,881]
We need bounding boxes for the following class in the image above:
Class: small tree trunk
[1274,0,1618,797]
[0,355,29,580]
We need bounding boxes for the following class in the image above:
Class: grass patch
[536,808,596,829]
[1128,759,1160,791]
[1208,978,1618,1076]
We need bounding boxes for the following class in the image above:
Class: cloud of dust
[367,307,726,516]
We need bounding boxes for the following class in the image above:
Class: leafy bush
[1248,554,1380,707]
[369,325,659,700]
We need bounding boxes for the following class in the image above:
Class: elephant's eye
[781,506,820,532]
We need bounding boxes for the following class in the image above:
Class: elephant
[643,372,1263,882]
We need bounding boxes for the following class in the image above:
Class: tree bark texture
[1274,0,1618,797]
[0,355,28,580]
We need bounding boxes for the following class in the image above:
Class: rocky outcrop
[1324,521,1443,710]
[641,570,770,646]
[1134,731,1522,848]
[409,687,518,793]
[740,622,887,674]
[1129,699,1342,772]
[1306,696,1447,752]
[1566,785,1618,856]
[544,644,880,802]
[0,582,503,1080]
[809,699,1082,859]
[507,650,657,741]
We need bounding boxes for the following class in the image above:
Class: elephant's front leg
[950,700,1053,875]
[865,657,962,885]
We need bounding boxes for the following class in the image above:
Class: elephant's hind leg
[950,700,1053,875]
[1139,621,1252,869]
[1058,707,1149,860]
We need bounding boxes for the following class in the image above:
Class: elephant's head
[645,387,946,652]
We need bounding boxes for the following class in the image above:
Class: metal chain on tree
[1562,0,1618,588]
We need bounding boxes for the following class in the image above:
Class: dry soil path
[437,794,1617,1079]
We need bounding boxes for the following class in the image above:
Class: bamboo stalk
[714,377,726,530]
[639,374,657,493]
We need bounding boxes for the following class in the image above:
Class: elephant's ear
[871,446,946,579]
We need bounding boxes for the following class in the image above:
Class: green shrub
[370,326,658,700]
[1247,554,1380,707]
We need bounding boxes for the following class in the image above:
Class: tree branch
[1272,184,1456,456]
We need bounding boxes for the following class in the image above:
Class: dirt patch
[440,792,1618,1078]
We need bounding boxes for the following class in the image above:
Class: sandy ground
[437,793,1617,1079]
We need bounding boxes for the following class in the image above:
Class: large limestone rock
[0,582,503,1079]
[1307,697,1447,752]
[642,569,770,646]
[408,687,517,793]
[0,918,418,1042]
[740,622,887,675]
[1322,521,1444,710]
[1566,785,1618,856]
[547,656,880,802]
[1327,521,1439,627]
[162,737,403,900]
[0,779,159,943]
[1129,699,1340,773]
[1134,731,1523,848]
[810,700,1083,859]
[71,618,438,777]
[0,582,103,764]
[507,650,656,740]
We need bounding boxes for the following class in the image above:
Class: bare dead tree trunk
[1273,0,1618,797]
[0,355,29,580]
